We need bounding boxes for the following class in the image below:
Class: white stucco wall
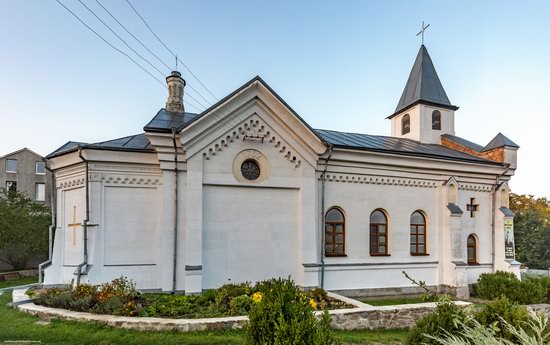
[390,104,455,144]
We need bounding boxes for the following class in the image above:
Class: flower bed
[26,277,352,319]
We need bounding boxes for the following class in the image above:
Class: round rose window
[241,159,260,180]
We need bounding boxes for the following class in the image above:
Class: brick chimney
[166,71,185,113]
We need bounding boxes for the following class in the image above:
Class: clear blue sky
[1,1,549,197]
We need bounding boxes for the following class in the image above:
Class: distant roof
[389,45,458,118]
[47,134,153,158]
[483,133,519,151]
[314,129,500,164]
[143,109,200,133]
[441,134,484,152]
[0,147,45,159]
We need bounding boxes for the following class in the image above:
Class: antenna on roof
[416,21,430,45]
[175,54,178,71]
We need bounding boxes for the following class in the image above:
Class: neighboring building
[0,148,51,207]
[44,44,520,298]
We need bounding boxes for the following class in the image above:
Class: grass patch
[0,276,37,289]
[363,296,428,306]
[338,328,409,343]
[0,291,409,344]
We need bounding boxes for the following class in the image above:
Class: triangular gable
[1,147,44,159]
[179,76,327,166]
[442,176,461,188]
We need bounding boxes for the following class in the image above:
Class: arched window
[410,211,427,255]
[325,208,345,256]
[467,234,478,265]
[370,210,389,255]
[432,110,441,130]
[401,114,410,135]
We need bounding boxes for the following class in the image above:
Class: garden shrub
[29,277,344,320]
[245,277,340,345]
[524,275,550,303]
[406,298,469,345]
[229,294,253,315]
[427,310,550,345]
[214,282,251,308]
[474,296,529,341]
[473,271,546,304]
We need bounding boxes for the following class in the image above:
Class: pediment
[442,176,460,188]
[496,181,510,192]
[179,77,327,167]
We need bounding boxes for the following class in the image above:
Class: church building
[43,44,520,298]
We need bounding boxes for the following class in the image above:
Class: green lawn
[363,296,428,306]
[0,291,408,344]
[0,276,38,289]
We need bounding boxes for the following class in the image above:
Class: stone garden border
[12,288,471,332]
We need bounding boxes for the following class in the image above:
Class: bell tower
[388,45,458,144]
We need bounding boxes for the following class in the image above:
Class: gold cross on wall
[67,206,81,246]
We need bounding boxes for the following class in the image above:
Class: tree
[0,188,51,270]
[510,193,550,269]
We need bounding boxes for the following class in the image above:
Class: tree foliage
[0,188,50,270]
[510,193,550,269]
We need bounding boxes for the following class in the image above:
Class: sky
[0,0,549,197]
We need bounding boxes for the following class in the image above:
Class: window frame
[5,159,17,173]
[324,207,346,257]
[35,183,46,201]
[467,234,478,265]
[410,211,428,255]
[36,161,46,175]
[5,181,17,192]
[369,209,390,256]
[401,114,411,135]
[432,110,441,130]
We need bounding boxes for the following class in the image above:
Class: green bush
[474,296,529,341]
[524,275,550,303]
[229,295,253,316]
[214,282,252,308]
[406,298,468,345]
[473,271,546,304]
[427,310,550,345]
[245,277,340,345]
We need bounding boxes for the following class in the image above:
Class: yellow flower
[309,299,317,309]
[252,292,263,303]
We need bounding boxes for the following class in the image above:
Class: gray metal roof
[47,141,86,158]
[391,45,457,118]
[447,203,464,215]
[483,133,519,151]
[499,207,515,217]
[314,129,500,164]
[47,134,153,158]
[441,134,484,151]
[143,108,200,133]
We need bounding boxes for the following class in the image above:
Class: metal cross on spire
[416,21,430,45]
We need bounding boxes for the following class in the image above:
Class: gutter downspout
[76,147,90,286]
[320,145,333,289]
[492,164,510,272]
[171,128,179,294]
[38,158,56,284]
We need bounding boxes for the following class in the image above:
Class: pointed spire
[390,45,457,118]
[482,133,519,151]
